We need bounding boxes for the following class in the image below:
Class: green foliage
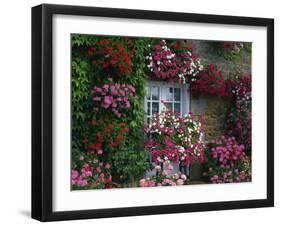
[71,34,152,186]
[111,142,149,184]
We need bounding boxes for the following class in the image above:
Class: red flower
[223,42,231,49]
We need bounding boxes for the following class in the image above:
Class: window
[145,81,190,124]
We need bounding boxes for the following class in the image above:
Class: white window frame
[144,81,190,123]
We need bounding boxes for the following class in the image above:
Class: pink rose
[176,179,184,185]
[148,180,156,187]
[96,167,102,173]
[139,179,148,187]
[105,163,111,169]
[79,156,84,160]
[97,149,103,155]
[180,174,187,181]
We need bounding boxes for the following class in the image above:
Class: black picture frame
[32,3,274,222]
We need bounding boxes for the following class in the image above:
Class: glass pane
[166,87,173,101]
[147,117,151,125]
[152,102,159,114]
[174,103,180,113]
[166,102,173,111]
[146,87,151,100]
[174,88,181,101]
[147,102,151,115]
[151,86,159,100]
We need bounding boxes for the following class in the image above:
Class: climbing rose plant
[147,40,203,83]
[88,38,134,76]
[145,108,204,166]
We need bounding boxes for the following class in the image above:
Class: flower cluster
[88,38,134,76]
[189,64,226,97]
[72,154,112,189]
[91,78,138,118]
[139,164,187,187]
[203,136,251,183]
[145,109,204,166]
[223,42,244,54]
[85,119,130,154]
[147,40,203,83]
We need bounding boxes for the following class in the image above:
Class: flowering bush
[225,75,251,152]
[91,78,138,118]
[203,136,251,183]
[72,153,113,189]
[189,64,226,97]
[139,164,187,187]
[145,108,204,166]
[147,40,203,83]
[83,118,130,156]
[88,38,134,76]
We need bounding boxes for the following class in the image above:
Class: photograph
[70,34,252,190]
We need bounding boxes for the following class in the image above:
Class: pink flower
[180,174,187,181]
[71,170,79,179]
[79,156,84,160]
[81,165,92,177]
[104,96,113,105]
[148,180,156,187]
[167,164,174,170]
[103,84,109,90]
[119,90,125,96]
[176,179,184,185]
[95,87,102,93]
[97,149,103,155]
[99,173,105,178]
[162,170,169,176]
[96,167,102,173]
[105,163,111,169]
[125,100,131,108]
[139,179,148,187]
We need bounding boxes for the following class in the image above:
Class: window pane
[146,87,151,100]
[166,102,173,111]
[152,102,159,114]
[174,103,180,113]
[174,88,181,101]
[147,102,151,115]
[147,117,151,125]
[166,87,173,101]
[151,86,159,100]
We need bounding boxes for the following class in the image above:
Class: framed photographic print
[31,4,274,221]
